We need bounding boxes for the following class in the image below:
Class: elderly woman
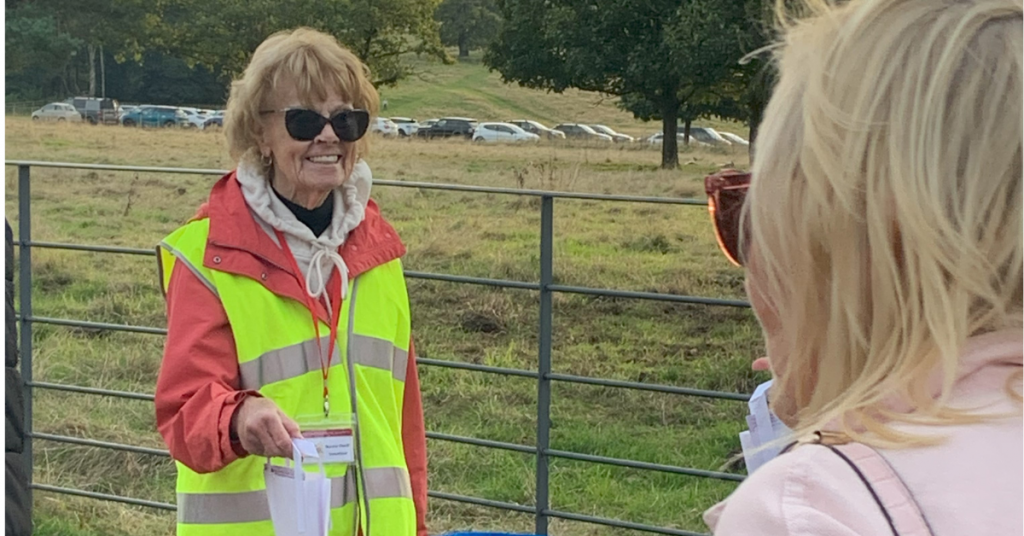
[154,28,427,536]
[704,0,1021,534]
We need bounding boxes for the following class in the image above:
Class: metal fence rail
[8,160,751,535]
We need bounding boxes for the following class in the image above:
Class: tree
[486,0,754,169]
[5,4,83,98]
[435,0,501,58]
[158,0,447,86]
[675,0,775,159]
[6,0,158,98]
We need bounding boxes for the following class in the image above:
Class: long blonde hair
[746,0,1023,447]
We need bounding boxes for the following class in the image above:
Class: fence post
[17,164,34,501]
[535,195,554,535]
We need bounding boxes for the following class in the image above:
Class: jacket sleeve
[155,261,260,474]
[402,339,429,536]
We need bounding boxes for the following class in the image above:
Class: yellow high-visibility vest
[159,217,417,536]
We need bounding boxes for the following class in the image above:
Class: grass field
[374,52,748,142]
[4,65,764,536]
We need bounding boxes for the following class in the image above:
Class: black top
[272,188,334,238]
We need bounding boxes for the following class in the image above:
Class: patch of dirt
[459,311,505,334]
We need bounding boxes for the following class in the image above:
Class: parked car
[677,126,732,145]
[179,107,209,129]
[66,97,120,124]
[202,110,225,129]
[719,132,749,146]
[472,122,540,143]
[119,105,140,116]
[645,132,709,147]
[370,117,398,137]
[416,117,478,139]
[120,105,189,128]
[506,119,566,140]
[31,102,83,122]
[421,118,439,129]
[588,124,634,143]
[552,123,613,142]
[389,117,420,137]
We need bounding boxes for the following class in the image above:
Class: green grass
[380,51,748,141]
[7,74,762,536]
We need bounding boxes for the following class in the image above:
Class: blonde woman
[155,28,427,535]
[703,0,1022,534]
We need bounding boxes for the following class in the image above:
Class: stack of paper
[739,380,792,474]
[265,438,332,536]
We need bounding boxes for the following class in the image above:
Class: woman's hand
[231,397,302,458]
[752,357,771,372]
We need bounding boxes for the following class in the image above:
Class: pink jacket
[705,330,1023,536]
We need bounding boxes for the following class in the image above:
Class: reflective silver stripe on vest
[392,345,409,383]
[158,240,219,298]
[239,336,339,391]
[352,334,409,383]
[239,334,406,390]
[364,466,413,500]
[176,467,411,524]
[177,471,356,524]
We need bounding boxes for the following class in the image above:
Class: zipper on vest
[345,279,372,536]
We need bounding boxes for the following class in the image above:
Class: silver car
[31,102,82,123]
[589,124,634,143]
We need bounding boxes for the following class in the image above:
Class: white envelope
[265,439,333,536]
[740,380,793,474]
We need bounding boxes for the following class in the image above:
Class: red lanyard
[274,229,343,417]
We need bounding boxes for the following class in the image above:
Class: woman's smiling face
[259,81,358,208]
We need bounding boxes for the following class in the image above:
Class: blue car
[120,105,189,128]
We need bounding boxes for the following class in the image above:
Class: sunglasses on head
[259,108,370,142]
[704,169,751,267]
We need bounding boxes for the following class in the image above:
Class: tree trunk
[88,44,97,97]
[660,101,680,169]
[100,46,106,98]
[748,121,760,162]
[458,32,470,58]
[745,66,773,162]
[683,118,692,146]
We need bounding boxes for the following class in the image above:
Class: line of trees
[6,0,774,167]
[5,0,447,103]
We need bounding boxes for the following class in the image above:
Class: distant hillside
[381,50,748,139]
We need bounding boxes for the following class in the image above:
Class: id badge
[296,414,356,464]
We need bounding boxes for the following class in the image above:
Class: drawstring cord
[306,245,349,313]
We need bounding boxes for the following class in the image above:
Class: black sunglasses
[260,108,370,142]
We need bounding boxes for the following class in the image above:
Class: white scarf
[235,155,372,308]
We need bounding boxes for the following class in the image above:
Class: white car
[720,132,750,146]
[472,122,540,143]
[31,102,82,122]
[370,117,398,137]
[589,124,634,143]
[678,126,732,146]
[646,132,709,147]
[389,117,419,137]
[179,107,208,129]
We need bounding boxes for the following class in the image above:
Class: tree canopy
[486,0,770,167]
[435,0,502,58]
[5,0,447,101]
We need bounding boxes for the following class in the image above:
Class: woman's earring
[261,153,273,167]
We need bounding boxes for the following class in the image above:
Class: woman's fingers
[237,398,298,458]
[261,413,295,458]
[279,410,302,439]
[752,357,771,371]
